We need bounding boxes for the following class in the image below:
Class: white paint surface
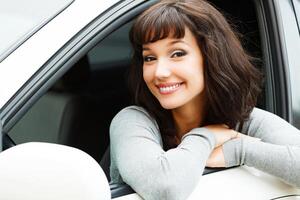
[0,0,119,109]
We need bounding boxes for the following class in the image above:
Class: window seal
[0,120,3,152]
[253,0,291,120]
[291,0,300,32]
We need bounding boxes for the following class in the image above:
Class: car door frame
[254,0,300,129]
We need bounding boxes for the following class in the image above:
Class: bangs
[131,4,188,46]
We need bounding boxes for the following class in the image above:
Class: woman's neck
[172,95,207,140]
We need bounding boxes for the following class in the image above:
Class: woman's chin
[159,101,180,110]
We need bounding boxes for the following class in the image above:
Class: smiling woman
[109,0,300,199]
[142,28,205,112]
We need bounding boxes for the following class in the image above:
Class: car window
[87,22,133,71]
[7,21,133,164]
[0,0,74,62]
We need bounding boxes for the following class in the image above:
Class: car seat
[8,56,109,162]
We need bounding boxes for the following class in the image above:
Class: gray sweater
[109,106,300,200]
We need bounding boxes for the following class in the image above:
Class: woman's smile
[156,82,183,94]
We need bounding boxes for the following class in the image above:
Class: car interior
[6,0,265,198]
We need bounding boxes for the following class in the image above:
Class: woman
[109,0,300,199]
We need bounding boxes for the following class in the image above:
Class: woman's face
[142,27,206,110]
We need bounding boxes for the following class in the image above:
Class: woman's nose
[155,59,171,79]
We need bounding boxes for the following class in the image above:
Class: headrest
[52,56,90,92]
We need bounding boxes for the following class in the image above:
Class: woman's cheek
[143,66,154,83]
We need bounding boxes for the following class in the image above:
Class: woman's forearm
[222,138,300,187]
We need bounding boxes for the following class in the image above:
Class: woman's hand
[204,124,239,147]
[206,146,225,168]
[204,124,238,168]
[205,130,261,168]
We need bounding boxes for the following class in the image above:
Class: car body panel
[188,166,300,200]
[0,0,118,109]
[0,0,74,62]
[113,166,300,200]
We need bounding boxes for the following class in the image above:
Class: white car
[0,0,300,199]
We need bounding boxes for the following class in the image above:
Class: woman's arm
[222,108,300,187]
[110,107,216,200]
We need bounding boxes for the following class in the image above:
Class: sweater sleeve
[222,108,300,187]
[110,107,216,200]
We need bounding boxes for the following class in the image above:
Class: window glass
[0,0,74,62]
[7,20,133,164]
[87,22,133,71]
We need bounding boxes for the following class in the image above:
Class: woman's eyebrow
[142,47,150,51]
[142,39,187,52]
[168,39,187,46]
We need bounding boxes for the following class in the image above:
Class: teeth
[159,83,181,92]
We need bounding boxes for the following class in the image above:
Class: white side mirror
[0,142,111,200]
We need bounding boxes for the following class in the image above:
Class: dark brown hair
[128,0,262,150]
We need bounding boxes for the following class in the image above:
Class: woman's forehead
[142,38,185,50]
[140,26,189,46]
[142,27,196,47]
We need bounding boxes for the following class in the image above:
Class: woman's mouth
[157,82,183,94]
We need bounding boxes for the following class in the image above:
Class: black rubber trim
[3,134,16,151]
[110,183,135,199]
[254,0,291,120]
[291,0,300,33]
[268,0,292,121]
[203,166,235,175]
[253,0,277,113]
[270,194,300,200]
[0,121,3,151]
[0,0,75,63]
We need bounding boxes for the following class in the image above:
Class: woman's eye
[171,51,187,58]
[143,56,156,62]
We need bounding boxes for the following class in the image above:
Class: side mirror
[0,142,111,200]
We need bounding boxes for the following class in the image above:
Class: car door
[0,0,299,200]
